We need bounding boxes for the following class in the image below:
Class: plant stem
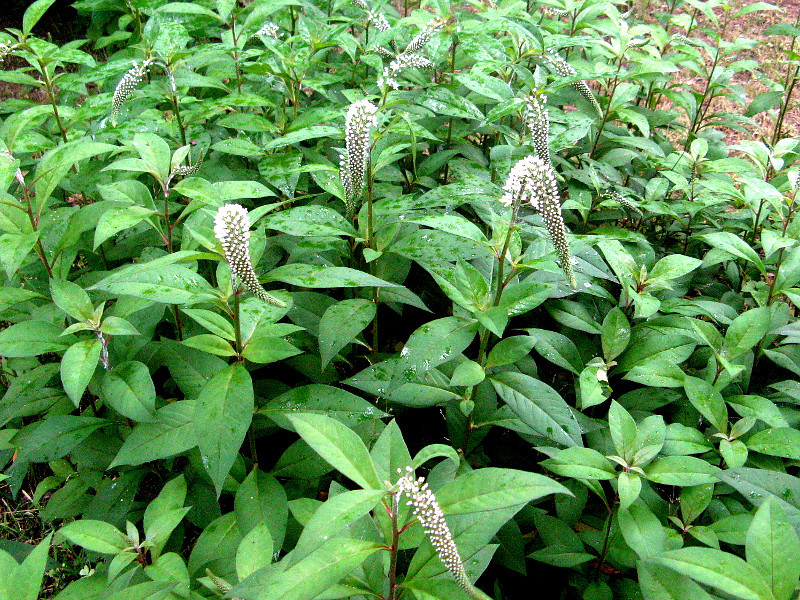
[386,494,401,600]
[593,500,617,580]
[231,14,243,93]
[38,60,68,143]
[233,288,243,357]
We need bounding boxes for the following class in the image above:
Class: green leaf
[746,428,800,460]
[546,300,602,334]
[23,0,57,33]
[61,340,101,406]
[541,447,616,480]
[236,522,273,581]
[232,538,380,600]
[726,307,772,359]
[601,307,631,361]
[59,520,128,554]
[608,400,638,461]
[656,547,775,600]
[263,264,399,289]
[234,468,288,551]
[110,401,197,467]
[394,317,478,382]
[485,336,537,369]
[435,468,570,515]
[182,309,236,340]
[649,254,702,282]
[17,416,107,463]
[318,299,376,368]
[261,384,387,428]
[195,363,254,496]
[644,456,720,486]
[15,533,52,600]
[700,232,766,274]
[262,206,357,237]
[287,413,381,489]
[0,321,70,357]
[188,513,241,579]
[263,125,341,150]
[524,328,584,374]
[182,334,237,357]
[91,262,217,305]
[450,360,485,387]
[618,503,667,558]
[684,376,728,433]
[50,279,94,321]
[746,498,800,600]
[638,561,715,600]
[101,361,157,422]
[291,489,384,563]
[490,372,582,447]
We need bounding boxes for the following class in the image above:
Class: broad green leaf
[524,328,583,374]
[61,340,102,406]
[656,547,775,600]
[261,384,387,428]
[50,279,93,321]
[234,468,288,550]
[485,336,537,369]
[262,205,357,237]
[700,232,766,274]
[638,560,714,600]
[618,503,667,558]
[231,538,381,600]
[644,456,720,486]
[546,300,602,334]
[746,498,800,600]
[726,307,772,359]
[746,428,800,460]
[101,361,157,422]
[601,307,630,361]
[684,376,728,433]
[434,468,570,515]
[0,321,70,357]
[264,264,399,288]
[649,254,702,282]
[318,299,376,368]
[91,263,217,305]
[491,372,582,447]
[59,520,128,554]
[287,413,381,489]
[236,522,273,581]
[394,317,479,382]
[23,0,57,33]
[110,401,197,467]
[608,401,638,462]
[195,363,254,495]
[541,447,616,480]
[188,513,241,579]
[17,416,107,463]
[15,533,52,600]
[291,489,384,563]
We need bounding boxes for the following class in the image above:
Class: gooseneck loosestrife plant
[3,0,800,599]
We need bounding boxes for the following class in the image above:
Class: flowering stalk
[340,99,379,218]
[523,92,550,164]
[396,468,491,600]
[501,156,577,289]
[110,58,154,124]
[214,204,286,307]
[543,50,602,118]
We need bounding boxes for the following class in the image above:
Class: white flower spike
[340,99,378,216]
[214,204,286,307]
[111,58,153,122]
[396,468,491,600]
[501,156,577,289]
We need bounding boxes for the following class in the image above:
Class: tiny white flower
[111,58,154,122]
[340,99,378,216]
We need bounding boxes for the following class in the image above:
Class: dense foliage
[1,0,800,598]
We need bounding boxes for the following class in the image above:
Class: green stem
[233,288,243,357]
[39,61,68,144]
[386,495,400,600]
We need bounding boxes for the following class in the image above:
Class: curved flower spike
[396,468,491,600]
[111,58,154,123]
[340,99,378,216]
[214,204,286,307]
[500,156,577,289]
[543,50,602,118]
